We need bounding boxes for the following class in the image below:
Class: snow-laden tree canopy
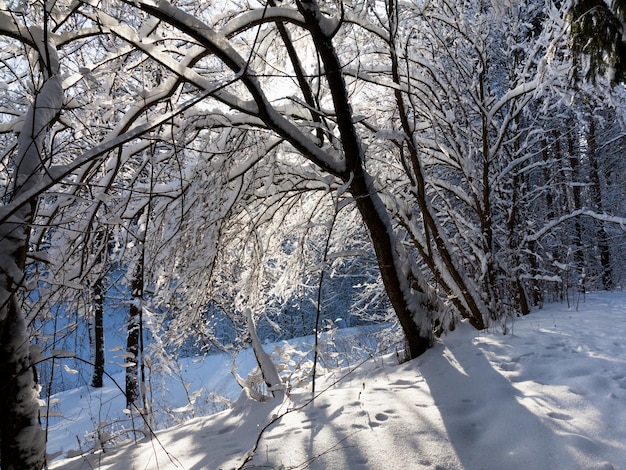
[2,0,626,467]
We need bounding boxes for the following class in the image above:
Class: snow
[219,7,306,38]
[243,308,285,398]
[49,291,626,469]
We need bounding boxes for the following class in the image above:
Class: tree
[89,230,108,388]
[81,0,439,357]
[13,0,586,363]
[379,0,561,323]
[2,1,626,467]
[568,0,626,83]
[0,6,63,468]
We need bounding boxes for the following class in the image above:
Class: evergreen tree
[569,0,626,82]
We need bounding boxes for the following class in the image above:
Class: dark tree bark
[125,261,143,408]
[0,56,62,468]
[350,174,433,358]
[0,289,45,470]
[587,118,613,290]
[567,126,585,279]
[91,274,105,388]
[90,231,107,388]
[508,171,531,316]
[297,0,433,358]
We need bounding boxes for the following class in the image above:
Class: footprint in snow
[498,362,519,372]
[217,425,235,435]
[368,412,389,428]
[392,379,414,386]
[547,411,574,421]
[510,352,534,362]
[351,423,368,430]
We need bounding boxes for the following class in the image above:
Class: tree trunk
[567,128,584,277]
[126,207,148,409]
[0,66,62,468]
[135,0,435,359]
[297,0,432,358]
[0,290,45,470]
[125,264,142,408]
[91,274,105,388]
[587,118,612,290]
[90,230,107,388]
[387,0,486,331]
[350,173,432,359]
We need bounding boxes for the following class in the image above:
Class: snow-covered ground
[50,292,626,469]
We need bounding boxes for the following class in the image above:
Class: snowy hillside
[50,292,626,469]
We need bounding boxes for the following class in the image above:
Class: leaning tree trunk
[350,173,433,358]
[297,0,433,358]
[135,0,437,359]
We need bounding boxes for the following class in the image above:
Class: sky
[49,291,626,469]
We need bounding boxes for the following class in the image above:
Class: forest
[1,0,626,468]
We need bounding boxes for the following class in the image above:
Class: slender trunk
[543,139,555,220]
[597,224,612,289]
[126,206,148,412]
[527,139,556,307]
[567,128,584,275]
[387,0,485,331]
[91,231,106,388]
[91,275,105,388]
[527,238,543,307]
[506,118,530,315]
[551,131,567,301]
[479,68,498,317]
[298,0,432,358]
[508,171,530,316]
[312,211,336,394]
[587,119,612,290]
[267,0,326,145]
[126,261,142,408]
